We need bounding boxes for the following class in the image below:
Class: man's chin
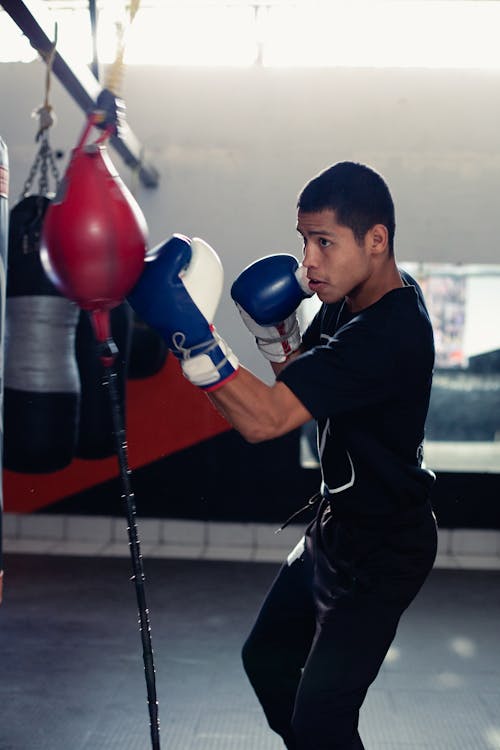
[316,289,342,305]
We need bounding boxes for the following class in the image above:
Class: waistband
[324,498,434,531]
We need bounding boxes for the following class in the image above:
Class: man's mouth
[308,278,324,291]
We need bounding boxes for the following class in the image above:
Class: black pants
[242,502,437,750]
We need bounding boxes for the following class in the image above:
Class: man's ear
[367,224,389,256]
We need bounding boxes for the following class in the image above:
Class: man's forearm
[207,364,311,444]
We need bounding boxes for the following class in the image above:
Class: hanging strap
[78,1,142,144]
[21,25,61,199]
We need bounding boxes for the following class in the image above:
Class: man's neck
[346,260,403,313]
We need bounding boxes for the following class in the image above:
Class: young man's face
[297,208,374,309]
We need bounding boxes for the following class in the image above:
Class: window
[408,263,500,472]
[2,1,500,69]
[299,264,500,473]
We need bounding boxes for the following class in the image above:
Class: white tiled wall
[3,512,500,569]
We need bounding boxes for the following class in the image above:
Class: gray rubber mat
[1,555,499,749]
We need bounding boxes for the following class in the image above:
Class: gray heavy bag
[75,302,132,459]
[0,136,9,599]
[4,195,80,473]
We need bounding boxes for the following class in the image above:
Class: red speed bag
[40,143,148,313]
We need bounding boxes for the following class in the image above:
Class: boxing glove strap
[252,314,302,362]
[255,317,300,347]
[179,327,239,390]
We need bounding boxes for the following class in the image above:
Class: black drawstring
[275,491,322,534]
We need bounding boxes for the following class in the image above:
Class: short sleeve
[278,318,396,419]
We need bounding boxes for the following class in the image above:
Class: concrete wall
[2,62,500,377]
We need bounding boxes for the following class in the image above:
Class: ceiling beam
[1,0,159,188]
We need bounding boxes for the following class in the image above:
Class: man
[128,161,438,750]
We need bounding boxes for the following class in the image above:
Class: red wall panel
[3,355,231,513]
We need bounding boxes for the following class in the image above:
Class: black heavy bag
[75,302,132,459]
[128,310,168,380]
[0,136,9,601]
[4,196,80,473]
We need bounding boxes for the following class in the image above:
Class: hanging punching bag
[0,136,9,602]
[41,138,146,313]
[4,195,80,473]
[75,302,132,459]
[40,130,147,343]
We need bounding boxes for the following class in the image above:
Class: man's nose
[302,240,318,268]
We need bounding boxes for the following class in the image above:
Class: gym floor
[1,521,500,750]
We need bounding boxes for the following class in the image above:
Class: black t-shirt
[277,272,436,519]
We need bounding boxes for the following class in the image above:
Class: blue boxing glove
[128,234,239,390]
[231,254,313,363]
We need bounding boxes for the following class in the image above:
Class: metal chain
[21,149,43,199]
[47,137,61,187]
[21,24,61,200]
[20,130,61,200]
[39,137,49,196]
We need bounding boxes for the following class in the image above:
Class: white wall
[2,62,500,377]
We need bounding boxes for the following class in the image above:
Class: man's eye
[319,238,331,248]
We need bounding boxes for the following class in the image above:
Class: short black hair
[297,161,395,254]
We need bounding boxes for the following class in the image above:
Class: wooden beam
[1,0,159,188]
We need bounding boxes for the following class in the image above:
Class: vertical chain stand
[99,338,161,750]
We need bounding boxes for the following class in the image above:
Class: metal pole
[100,339,161,750]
